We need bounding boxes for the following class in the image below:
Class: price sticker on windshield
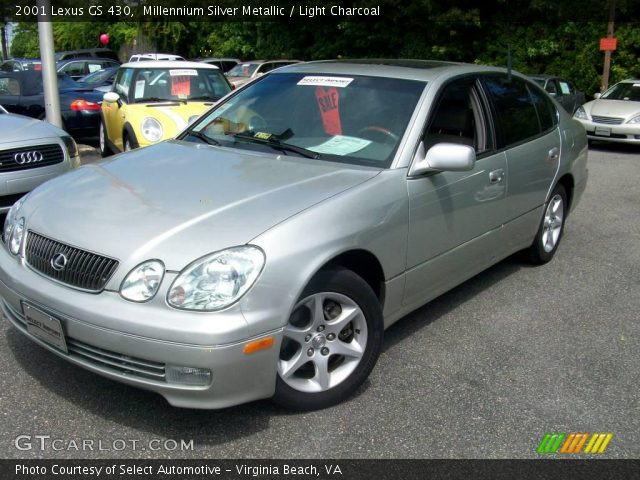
[297,76,354,88]
[169,69,198,76]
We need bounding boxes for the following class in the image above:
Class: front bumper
[576,119,640,144]
[0,247,283,409]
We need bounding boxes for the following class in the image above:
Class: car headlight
[573,106,590,120]
[3,195,28,244]
[61,135,78,158]
[140,117,163,142]
[626,114,640,124]
[120,260,165,302]
[167,246,265,311]
[9,218,25,255]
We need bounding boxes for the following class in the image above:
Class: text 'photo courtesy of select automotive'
[0,0,638,479]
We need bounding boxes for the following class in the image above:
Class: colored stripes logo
[537,433,613,454]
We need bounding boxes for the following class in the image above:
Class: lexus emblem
[50,253,68,272]
[14,151,44,165]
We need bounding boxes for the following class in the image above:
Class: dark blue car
[0,70,104,140]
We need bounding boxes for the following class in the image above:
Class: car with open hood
[574,78,640,144]
[99,61,232,155]
[0,60,587,410]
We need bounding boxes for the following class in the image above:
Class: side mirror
[593,92,602,99]
[409,142,476,177]
[103,92,120,104]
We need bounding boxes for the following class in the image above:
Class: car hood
[0,113,66,143]
[23,140,379,271]
[585,99,640,119]
[130,101,216,134]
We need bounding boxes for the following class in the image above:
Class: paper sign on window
[171,76,191,96]
[315,86,342,135]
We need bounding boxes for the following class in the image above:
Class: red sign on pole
[600,37,617,51]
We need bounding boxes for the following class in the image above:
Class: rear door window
[482,75,541,148]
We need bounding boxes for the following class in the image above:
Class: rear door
[481,74,560,246]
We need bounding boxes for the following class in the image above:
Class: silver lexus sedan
[0,60,588,410]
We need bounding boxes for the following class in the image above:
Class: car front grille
[0,144,64,173]
[2,300,166,382]
[591,115,624,125]
[25,231,119,292]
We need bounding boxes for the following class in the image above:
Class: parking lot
[0,143,638,459]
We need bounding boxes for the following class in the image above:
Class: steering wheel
[357,126,399,143]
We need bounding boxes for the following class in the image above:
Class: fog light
[165,365,212,386]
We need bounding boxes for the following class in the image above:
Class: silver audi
[0,61,588,410]
[0,109,80,213]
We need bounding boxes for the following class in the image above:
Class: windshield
[602,82,640,101]
[227,63,259,78]
[130,67,231,103]
[184,72,426,167]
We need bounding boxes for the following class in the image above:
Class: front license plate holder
[22,302,68,354]
[595,126,611,137]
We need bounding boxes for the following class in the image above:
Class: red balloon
[99,34,109,46]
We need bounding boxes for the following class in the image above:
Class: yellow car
[99,61,232,155]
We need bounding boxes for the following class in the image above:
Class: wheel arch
[556,173,575,213]
[316,249,386,307]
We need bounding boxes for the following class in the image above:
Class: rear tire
[526,184,567,264]
[273,268,383,411]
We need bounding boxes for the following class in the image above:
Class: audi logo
[14,151,44,165]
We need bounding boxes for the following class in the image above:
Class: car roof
[275,59,510,82]
[529,74,554,79]
[120,60,220,69]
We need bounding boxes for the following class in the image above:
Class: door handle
[489,169,504,184]
[547,147,559,162]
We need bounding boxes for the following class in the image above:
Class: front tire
[273,268,383,410]
[99,120,111,157]
[526,183,567,264]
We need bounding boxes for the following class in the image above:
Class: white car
[574,79,640,144]
[129,54,185,62]
[0,110,80,213]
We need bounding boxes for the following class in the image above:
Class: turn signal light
[243,336,274,355]
[70,99,101,111]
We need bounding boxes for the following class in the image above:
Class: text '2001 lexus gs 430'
[0,60,588,410]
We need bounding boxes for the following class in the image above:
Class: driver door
[404,77,509,307]
[103,68,132,151]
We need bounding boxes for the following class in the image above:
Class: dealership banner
[2,459,640,479]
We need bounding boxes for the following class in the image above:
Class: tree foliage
[9,0,640,95]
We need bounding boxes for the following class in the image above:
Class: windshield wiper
[186,130,222,146]
[137,97,186,104]
[188,95,220,102]
[232,132,320,159]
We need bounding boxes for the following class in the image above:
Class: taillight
[70,99,101,111]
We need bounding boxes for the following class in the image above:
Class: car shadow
[382,253,526,353]
[588,141,640,154]
[5,253,527,446]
